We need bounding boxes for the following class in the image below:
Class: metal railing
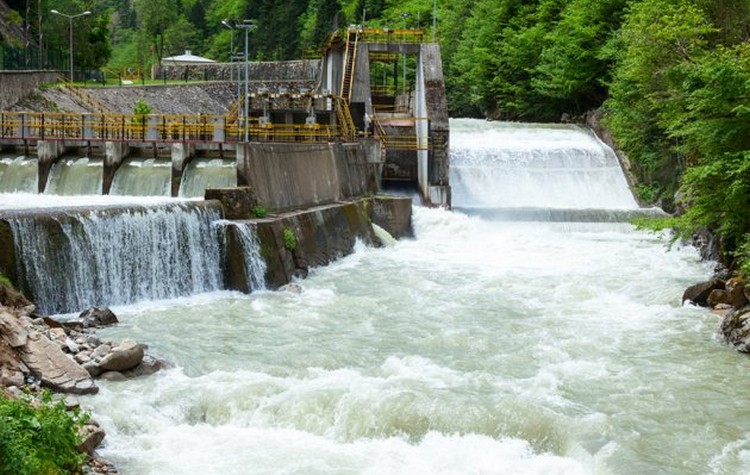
[0,111,346,144]
[360,28,424,44]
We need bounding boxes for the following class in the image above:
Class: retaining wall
[0,71,60,110]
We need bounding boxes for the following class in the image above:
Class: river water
[59,119,748,474]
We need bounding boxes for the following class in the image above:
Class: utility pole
[237,20,257,143]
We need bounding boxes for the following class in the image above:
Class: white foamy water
[76,120,739,475]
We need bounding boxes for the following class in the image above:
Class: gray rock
[683,279,725,306]
[83,361,102,378]
[98,371,126,382]
[98,339,144,372]
[77,423,106,456]
[79,307,119,328]
[0,310,29,348]
[726,279,749,309]
[122,354,168,378]
[21,331,98,395]
[92,344,112,360]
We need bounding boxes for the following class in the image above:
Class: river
[55,119,745,474]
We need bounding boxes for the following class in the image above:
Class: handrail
[0,111,346,144]
[60,83,113,114]
[333,96,357,140]
[340,29,359,103]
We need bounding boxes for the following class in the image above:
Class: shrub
[283,227,297,251]
[252,205,268,218]
[0,391,88,475]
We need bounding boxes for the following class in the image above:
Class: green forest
[2,0,749,272]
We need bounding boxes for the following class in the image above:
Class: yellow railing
[361,28,424,44]
[0,111,346,144]
[333,97,357,140]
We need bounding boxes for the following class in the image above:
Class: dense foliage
[2,0,750,269]
[0,391,88,475]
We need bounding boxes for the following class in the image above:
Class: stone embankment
[0,286,164,473]
[683,276,750,352]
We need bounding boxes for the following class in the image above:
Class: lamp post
[221,19,235,81]
[50,9,91,83]
[236,20,257,143]
[401,13,409,94]
[433,0,437,42]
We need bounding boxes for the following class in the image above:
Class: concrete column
[236,143,250,187]
[171,142,196,197]
[103,142,131,195]
[36,140,66,193]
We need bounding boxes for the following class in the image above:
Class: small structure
[161,50,216,66]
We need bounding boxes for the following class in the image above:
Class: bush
[283,227,297,251]
[252,205,269,218]
[0,391,88,475]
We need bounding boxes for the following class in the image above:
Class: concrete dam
[0,27,444,314]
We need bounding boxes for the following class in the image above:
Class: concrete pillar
[103,141,131,195]
[36,140,66,193]
[171,142,196,197]
[236,143,250,187]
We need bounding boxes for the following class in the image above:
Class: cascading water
[449,120,660,222]
[179,158,237,198]
[8,202,224,314]
[110,158,172,196]
[0,155,38,193]
[76,119,749,475]
[44,157,104,195]
[216,220,267,292]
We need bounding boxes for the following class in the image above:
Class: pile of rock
[683,277,750,352]
[1,305,163,394]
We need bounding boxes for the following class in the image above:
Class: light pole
[221,19,235,81]
[433,0,437,42]
[50,9,91,83]
[236,20,257,143]
[401,13,409,94]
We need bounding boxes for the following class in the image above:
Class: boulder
[77,423,106,456]
[720,306,750,353]
[21,331,98,395]
[78,307,119,328]
[98,339,143,372]
[707,289,729,308]
[726,278,748,309]
[0,309,29,348]
[683,279,725,306]
[121,354,168,378]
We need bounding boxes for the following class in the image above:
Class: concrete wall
[152,60,321,85]
[236,142,374,211]
[0,71,60,110]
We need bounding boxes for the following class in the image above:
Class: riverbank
[0,283,165,474]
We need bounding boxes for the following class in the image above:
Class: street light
[221,19,235,81]
[236,20,257,143]
[50,9,91,83]
[401,13,409,94]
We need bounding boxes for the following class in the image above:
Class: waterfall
[217,221,267,292]
[110,158,172,196]
[450,120,643,218]
[0,156,38,193]
[45,157,103,195]
[179,158,237,198]
[8,202,224,314]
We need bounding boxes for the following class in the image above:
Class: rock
[0,309,29,348]
[280,283,303,294]
[98,339,143,372]
[83,361,102,378]
[77,423,106,456]
[0,284,33,309]
[707,289,729,308]
[48,327,67,345]
[683,279,725,306]
[726,278,748,309]
[79,307,119,328]
[720,306,750,352]
[92,344,111,359]
[98,371,126,382]
[121,354,168,378]
[21,331,98,395]
[75,352,92,364]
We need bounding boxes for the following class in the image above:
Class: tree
[134,0,178,64]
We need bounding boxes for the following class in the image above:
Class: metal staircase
[340,29,359,103]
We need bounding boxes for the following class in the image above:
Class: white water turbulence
[0,155,38,193]
[81,119,744,475]
[217,220,267,292]
[179,158,237,198]
[44,157,104,195]
[9,203,223,314]
[110,158,171,196]
[450,119,637,211]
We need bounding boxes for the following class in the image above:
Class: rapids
[74,120,744,475]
